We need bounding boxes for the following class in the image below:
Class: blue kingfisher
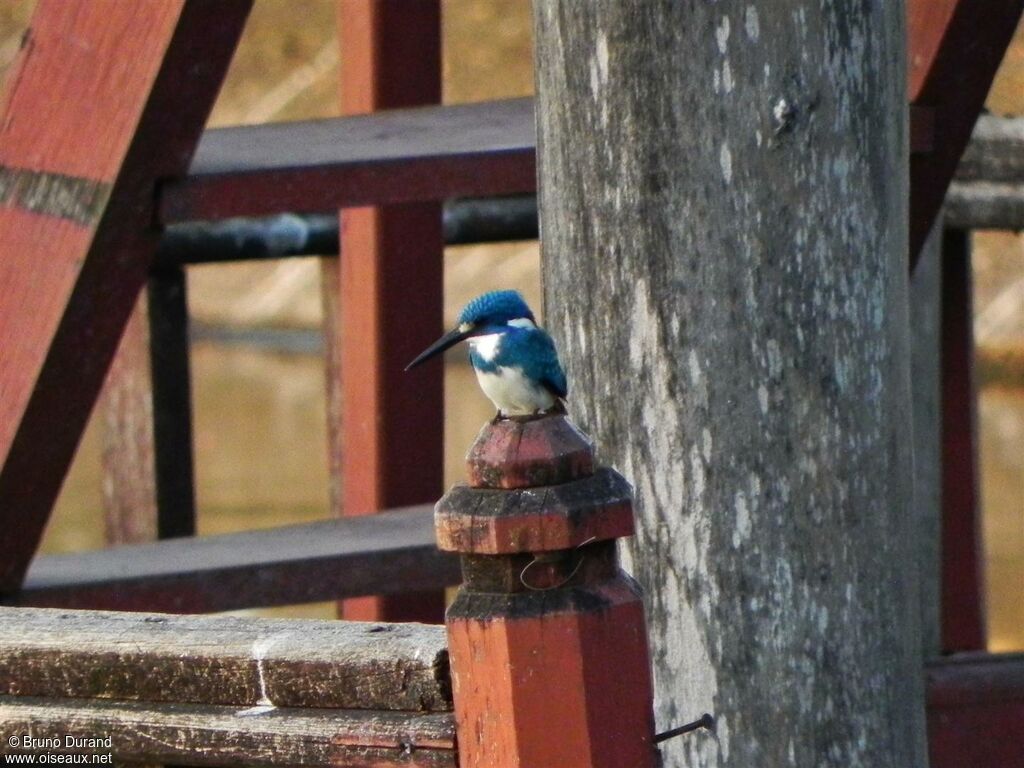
[406,290,568,417]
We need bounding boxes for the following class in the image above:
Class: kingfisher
[405,290,567,418]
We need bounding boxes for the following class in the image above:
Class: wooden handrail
[158,98,536,223]
[15,507,459,613]
[0,607,456,766]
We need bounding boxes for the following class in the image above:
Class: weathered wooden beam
[0,0,251,596]
[955,115,1024,183]
[0,607,451,712]
[926,652,1024,768]
[908,0,1024,261]
[0,698,456,767]
[16,507,460,613]
[946,114,1024,230]
[158,98,536,223]
[157,100,1019,237]
[945,182,1024,230]
[331,0,446,624]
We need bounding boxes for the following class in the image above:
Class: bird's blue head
[405,290,536,370]
[457,290,535,330]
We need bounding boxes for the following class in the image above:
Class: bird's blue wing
[509,328,568,399]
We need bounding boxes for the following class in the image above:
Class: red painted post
[940,230,986,652]
[438,414,657,767]
[331,0,446,623]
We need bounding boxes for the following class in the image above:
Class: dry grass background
[0,2,1020,644]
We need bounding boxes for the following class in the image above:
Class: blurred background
[0,1,1020,650]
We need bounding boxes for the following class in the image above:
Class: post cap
[466,414,595,489]
[435,467,634,554]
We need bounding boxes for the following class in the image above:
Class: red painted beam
[0,1,250,595]
[927,653,1024,768]
[908,0,1024,265]
[939,230,986,652]
[334,0,446,623]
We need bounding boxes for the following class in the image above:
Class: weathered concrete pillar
[911,220,943,659]
[533,2,927,766]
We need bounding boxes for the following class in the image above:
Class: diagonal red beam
[908,0,1024,266]
[0,1,251,595]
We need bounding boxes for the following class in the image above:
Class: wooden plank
[945,181,1024,230]
[334,0,446,624]
[158,94,1010,232]
[16,507,460,613]
[908,0,1024,263]
[939,230,986,652]
[0,0,251,596]
[0,607,451,712]
[945,115,1024,229]
[955,115,1024,182]
[926,653,1024,768]
[0,698,456,767]
[151,108,1022,254]
[157,98,536,223]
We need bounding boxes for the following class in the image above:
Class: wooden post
[102,268,196,545]
[147,266,197,539]
[101,295,159,545]
[939,229,986,652]
[533,2,928,766]
[438,415,657,767]
[330,0,446,623]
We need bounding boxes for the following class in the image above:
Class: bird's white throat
[469,332,503,362]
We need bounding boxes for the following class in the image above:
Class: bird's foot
[495,409,563,424]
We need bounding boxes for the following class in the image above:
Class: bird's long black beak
[405,326,474,370]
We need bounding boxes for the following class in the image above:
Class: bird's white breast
[474,366,556,416]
